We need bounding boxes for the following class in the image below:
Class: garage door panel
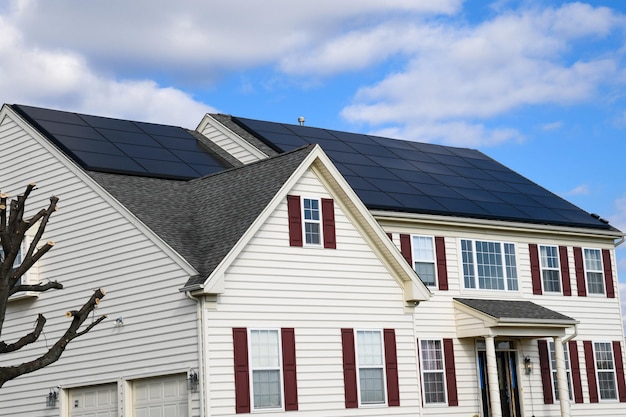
[133,374,187,417]
[70,384,117,417]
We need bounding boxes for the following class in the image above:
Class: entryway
[477,340,522,417]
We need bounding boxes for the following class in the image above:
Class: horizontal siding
[206,170,420,416]
[199,123,261,164]
[0,114,200,416]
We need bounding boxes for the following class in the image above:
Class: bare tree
[0,184,106,388]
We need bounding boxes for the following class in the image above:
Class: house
[0,103,624,417]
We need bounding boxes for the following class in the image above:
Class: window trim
[593,341,619,401]
[460,238,519,291]
[419,338,448,405]
[301,196,322,247]
[355,329,388,407]
[583,247,605,296]
[411,235,437,287]
[248,328,285,411]
[540,244,562,294]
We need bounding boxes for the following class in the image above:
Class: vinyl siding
[204,170,421,416]
[383,221,626,416]
[197,119,264,165]
[0,113,200,416]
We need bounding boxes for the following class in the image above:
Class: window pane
[587,272,604,294]
[359,368,385,404]
[584,249,604,294]
[594,342,617,400]
[475,241,504,290]
[415,262,436,286]
[253,370,281,408]
[423,372,446,403]
[357,331,383,366]
[461,240,475,288]
[304,222,320,245]
[420,340,443,371]
[504,243,518,290]
[250,330,280,368]
[303,198,319,220]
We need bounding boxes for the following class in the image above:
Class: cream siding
[383,220,625,416]
[197,115,266,164]
[204,170,422,416]
[0,113,200,417]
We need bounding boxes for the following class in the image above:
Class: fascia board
[1,104,199,277]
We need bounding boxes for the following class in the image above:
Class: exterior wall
[0,113,200,416]
[204,170,421,416]
[382,219,626,416]
[197,118,264,165]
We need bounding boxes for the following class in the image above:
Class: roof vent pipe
[298,116,305,126]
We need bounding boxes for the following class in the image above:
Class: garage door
[70,383,118,417]
[133,374,188,417]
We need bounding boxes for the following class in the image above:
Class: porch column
[485,336,502,417]
[553,336,571,417]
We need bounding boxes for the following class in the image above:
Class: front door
[477,342,522,417]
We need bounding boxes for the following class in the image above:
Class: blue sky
[1,0,625,315]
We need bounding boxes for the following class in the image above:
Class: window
[302,198,321,245]
[232,328,298,413]
[249,329,282,409]
[584,249,605,295]
[594,342,618,400]
[540,245,561,292]
[412,236,436,286]
[461,239,518,290]
[356,330,386,405]
[420,339,446,404]
[549,341,573,400]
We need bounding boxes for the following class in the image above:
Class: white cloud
[566,184,591,197]
[339,3,625,145]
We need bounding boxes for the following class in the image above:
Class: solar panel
[232,116,610,229]
[13,105,231,180]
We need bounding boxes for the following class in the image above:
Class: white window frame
[248,328,284,411]
[540,245,561,293]
[355,329,387,406]
[4,235,40,300]
[593,342,618,401]
[419,338,448,405]
[548,341,573,400]
[301,197,322,247]
[461,239,519,291]
[583,248,605,295]
[412,235,437,287]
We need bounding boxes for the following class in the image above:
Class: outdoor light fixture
[524,356,533,375]
[188,370,199,392]
[46,387,59,407]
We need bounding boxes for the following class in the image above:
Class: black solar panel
[12,105,231,180]
[232,116,610,229]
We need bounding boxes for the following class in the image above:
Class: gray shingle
[454,298,576,322]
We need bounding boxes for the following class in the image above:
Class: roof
[454,298,576,323]
[89,145,317,287]
[227,115,614,231]
[9,104,616,232]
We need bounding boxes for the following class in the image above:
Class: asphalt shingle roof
[90,145,316,287]
[454,298,576,323]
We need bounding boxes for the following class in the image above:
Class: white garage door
[133,374,188,417]
[70,383,118,417]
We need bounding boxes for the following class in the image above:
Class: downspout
[187,291,207,417]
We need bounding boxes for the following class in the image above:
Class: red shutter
[568,340,584,403]
[574,247,586,297]
[584,341,599,403]
[232,328,250,413]
[281,328,298,411]
[383,329,400,406]
[537,340,553,404]
[341,328,358,408]
[400,234,412,266]
[602,249,615,298]
[386,232,393,240]
[529,244,542,295]
[443,338,458,406]
[435,236,448,291]
[287,195,303,247]
[559,246,572,296]
[612,341,626,402]
[321,198,336,249]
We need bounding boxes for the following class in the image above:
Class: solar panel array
[12,105,230,180]
[232,117,608,229]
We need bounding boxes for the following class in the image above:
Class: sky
[1,0,626,319]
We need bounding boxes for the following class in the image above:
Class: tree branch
[9,280,63,296]
[0,314,46,354]
[0,288,106,387]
